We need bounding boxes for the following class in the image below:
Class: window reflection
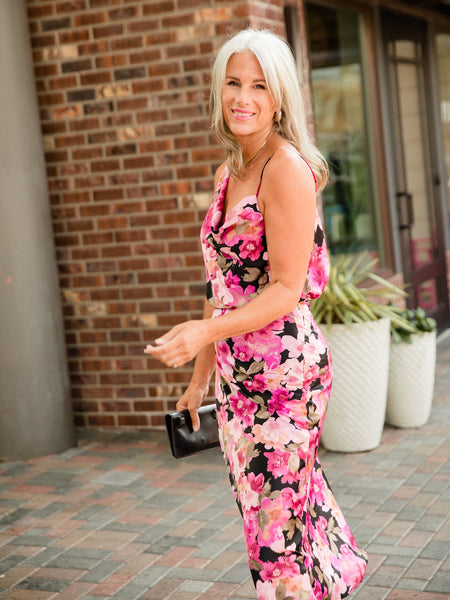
[306,3,379,256]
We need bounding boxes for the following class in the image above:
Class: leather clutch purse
[165,403,220,459]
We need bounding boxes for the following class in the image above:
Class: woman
[145,28,367,600]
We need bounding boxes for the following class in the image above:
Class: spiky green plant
[390,307,437,343]
[311,253,415,332]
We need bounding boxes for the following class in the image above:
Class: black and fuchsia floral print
[200,167,367,600]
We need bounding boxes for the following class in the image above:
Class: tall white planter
[386,331,436,428]
[319,318,391,453]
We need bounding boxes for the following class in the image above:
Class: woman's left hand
[144,320,211,368]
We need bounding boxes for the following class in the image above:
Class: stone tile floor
[0,331,449,600]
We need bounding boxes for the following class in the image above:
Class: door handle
[396,191,414,230]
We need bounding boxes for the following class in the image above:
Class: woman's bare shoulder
[214,161,228,187]
[262,145,316,196]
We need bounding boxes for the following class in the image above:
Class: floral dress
[200,163,367,600]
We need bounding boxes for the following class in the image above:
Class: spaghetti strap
[256,153,274,196]
[280,145,318,192]
[300,155,318,192]
[256,147,318,196]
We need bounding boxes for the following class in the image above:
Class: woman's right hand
[176,383,210,432]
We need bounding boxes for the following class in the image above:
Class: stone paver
[0,331,449,599]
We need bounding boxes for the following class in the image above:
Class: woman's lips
[231,109,254,120]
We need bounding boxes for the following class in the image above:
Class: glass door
[305,2,380,258]
[382,13,449,328]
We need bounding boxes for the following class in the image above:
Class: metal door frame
[379,10,450,329]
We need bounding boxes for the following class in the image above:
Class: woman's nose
[236,86,250,105]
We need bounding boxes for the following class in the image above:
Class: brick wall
[26,0,297,428]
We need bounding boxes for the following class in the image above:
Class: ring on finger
[172,361,177,369]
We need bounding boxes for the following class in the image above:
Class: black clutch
[165,403,220,459]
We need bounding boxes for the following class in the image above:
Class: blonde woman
[146,28,367,600]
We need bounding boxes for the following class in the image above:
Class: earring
[275,110,282,123]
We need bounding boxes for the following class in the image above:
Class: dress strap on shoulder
[256,154,275,196]
[256,147,318,196]
[279,145,318,192]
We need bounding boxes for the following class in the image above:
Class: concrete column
[0,0,75,459]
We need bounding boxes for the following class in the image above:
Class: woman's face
[221,50,276,143]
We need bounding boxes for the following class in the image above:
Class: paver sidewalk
[0,331,449,600]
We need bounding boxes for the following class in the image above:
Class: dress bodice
[200,168,330,310]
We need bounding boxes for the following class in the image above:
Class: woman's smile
[231,108,255,120]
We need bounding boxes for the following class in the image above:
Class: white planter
[319,318,391,453]
[386,330,436,428]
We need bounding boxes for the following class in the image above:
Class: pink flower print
[260,554,301,582]
[309,469,328,507]
[242,473,265,513]
[315,515,330,546]
[265,448,303,485]
[248,472,265,494]
[281,335,302,358]
[243,328,282,370]
[222,226,244,248]
[265,448,288,477]
[308,264,329,289]
[240,237,263,261]
[246,535,261,566]
[224,270,241,288]
[257,496,291,549]
[215,340,234,378]
[303,363,321,390]
[233,338,254,363]
[253,417,310,450]
[331,544,366,589]
[255,580,277,600]
[243,373,267,393]
[229,392,257,426]
[313,579,328,599]
[286,398,309,430]
[268,388,294,417]
[280,486,306,516]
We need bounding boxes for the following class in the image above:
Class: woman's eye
[227,80,239,86]
[255,84,265,90]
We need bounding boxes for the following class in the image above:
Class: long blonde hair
[210,28,328,190]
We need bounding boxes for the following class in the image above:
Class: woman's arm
[174,300,216,431]
[183,299,216,388]
[145,151,316,367]
[208,151,316,340]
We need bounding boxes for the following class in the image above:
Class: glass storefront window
[305,3,379,257]
[436,33,450,215]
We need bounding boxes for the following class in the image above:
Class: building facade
[11,0,450,429]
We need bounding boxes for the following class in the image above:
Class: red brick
[100,373,130,385]
[117,415,149,427]
[101,401,131,412]
[80,71,112,85]
[96,54,127,69]
[91,159,121,173]
[39,91,65,105]
[93,23,123,38]
[74,11,106,27]
[59,28,90,43]
[78,40,109,56]
[111,36,143,51]
[88,414,116,427]
[56,2,87,14]
[31,33,57,48]
[28,5,55,19]
[26,0,253,430]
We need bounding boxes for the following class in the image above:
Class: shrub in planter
[311,253,413,452]
[387,308,437,428]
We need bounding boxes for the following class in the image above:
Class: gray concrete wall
[0,0,75,459]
